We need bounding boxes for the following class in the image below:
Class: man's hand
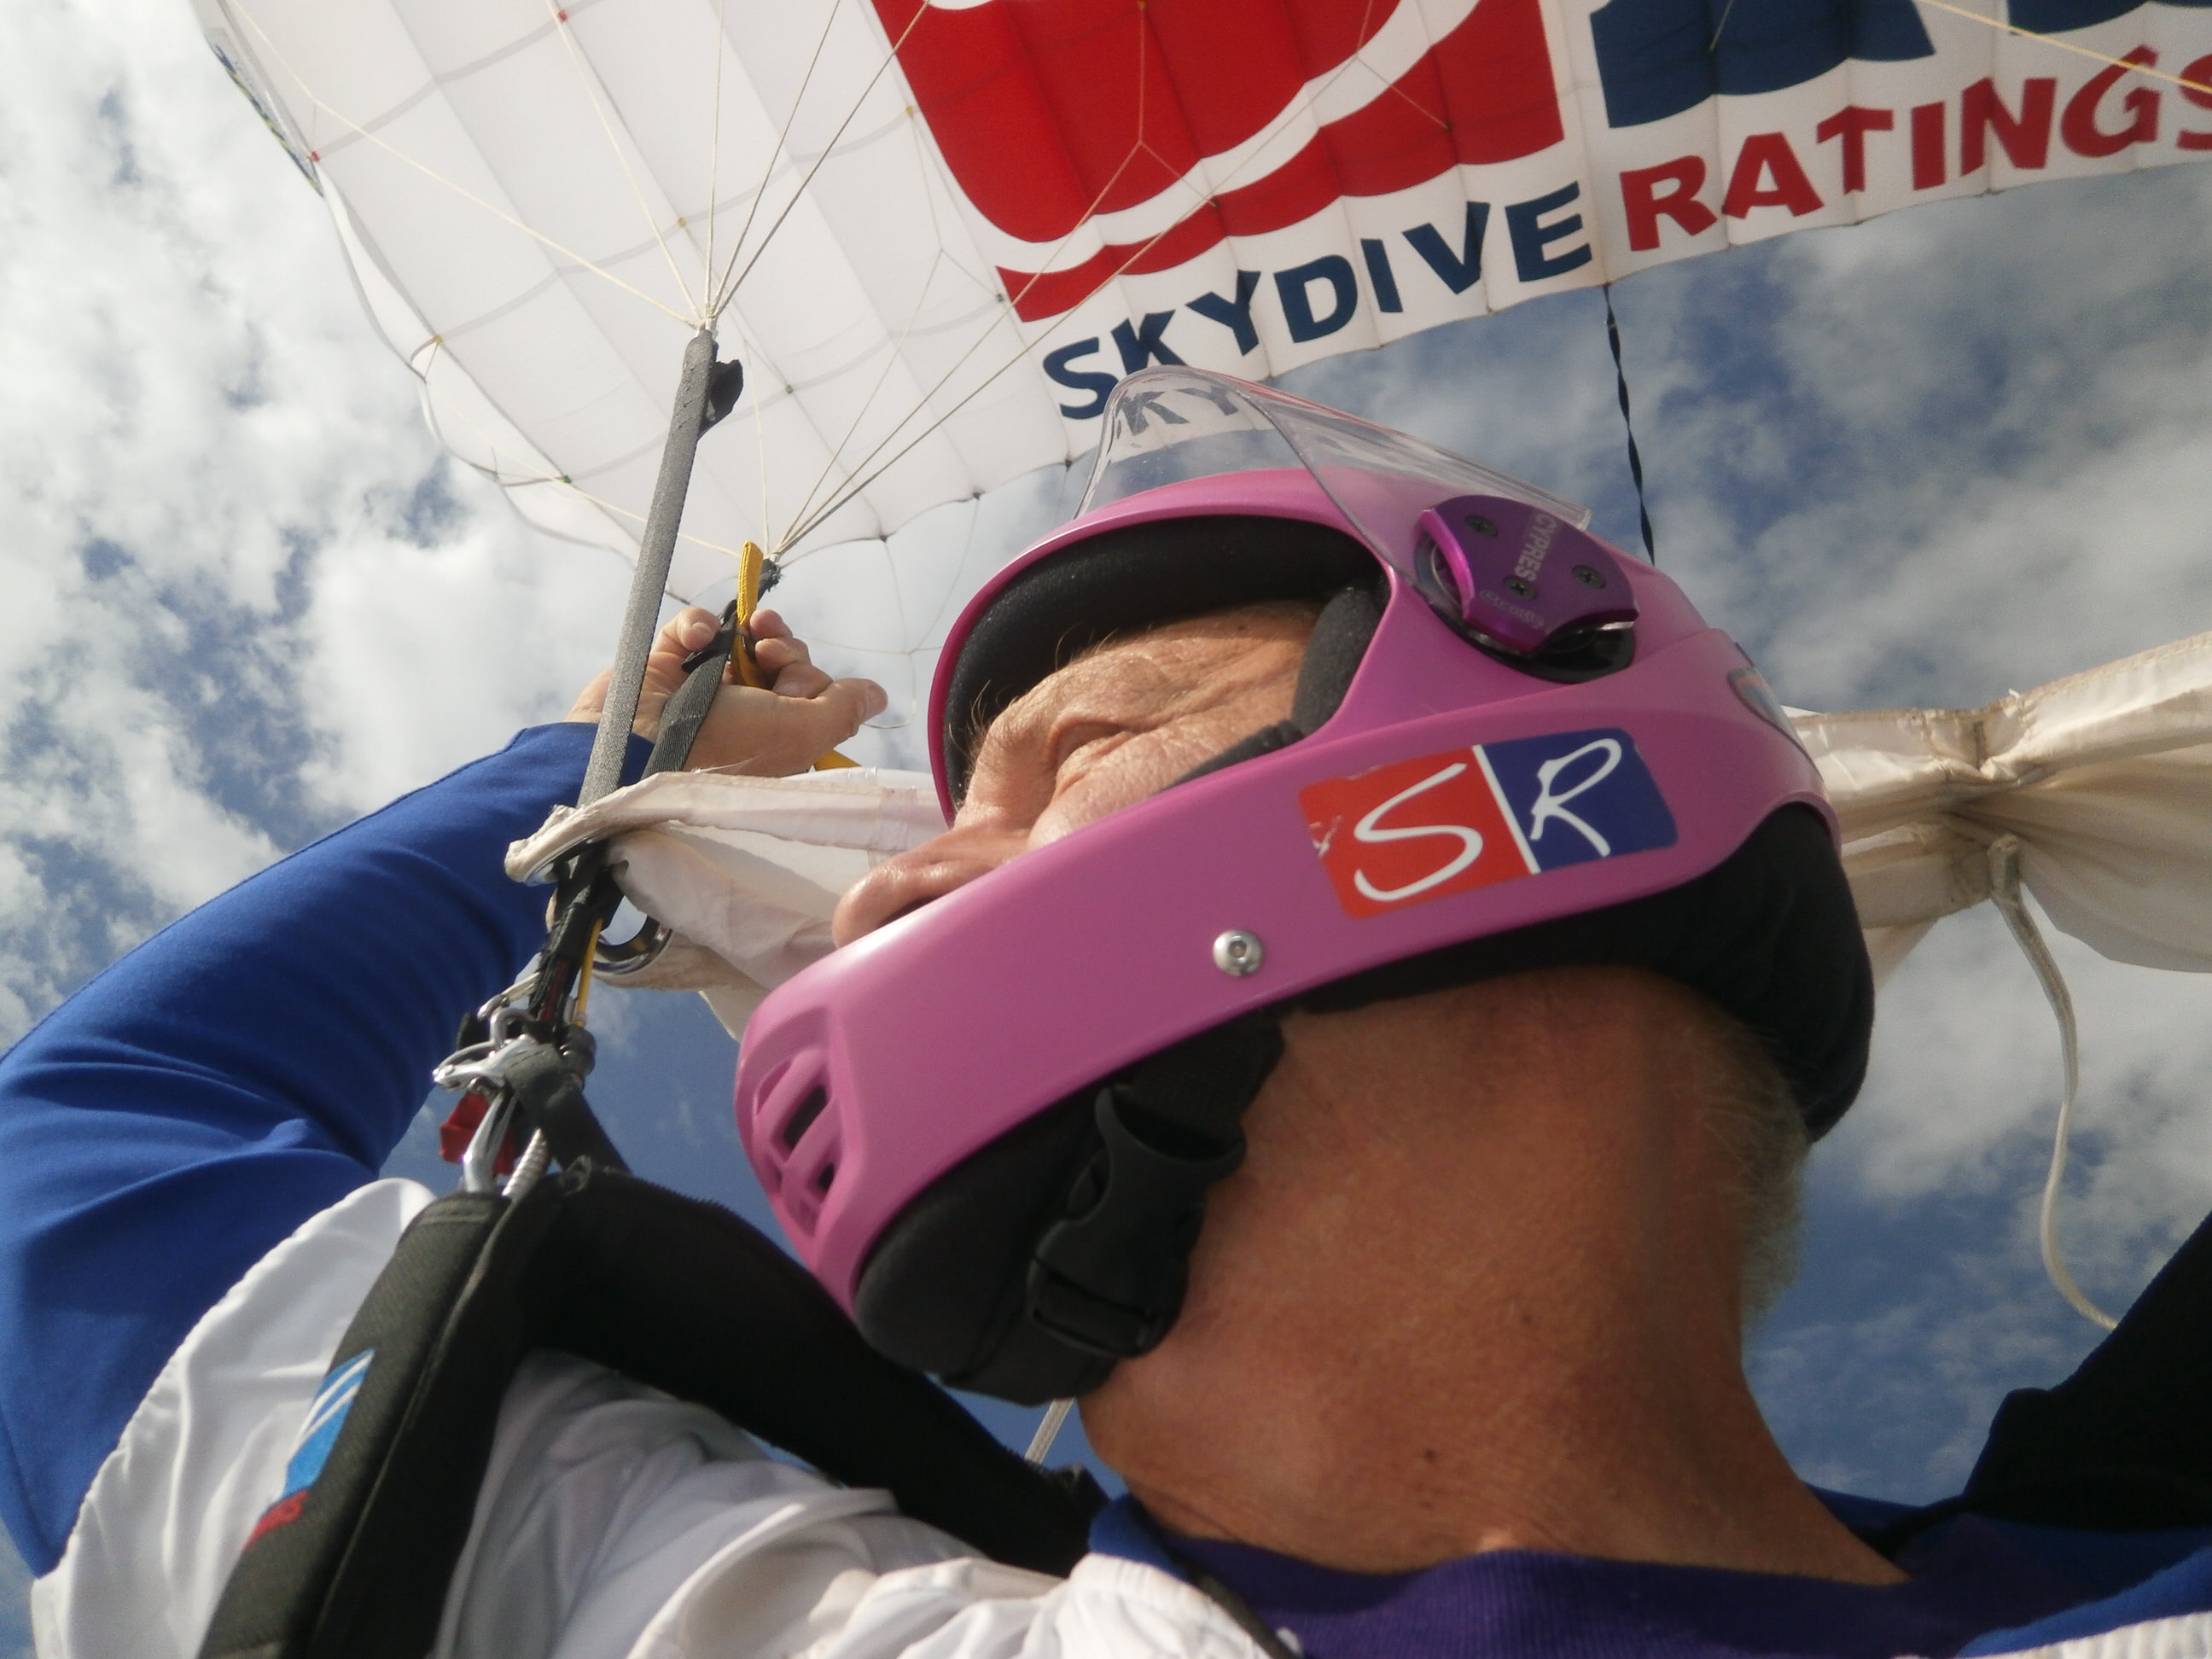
[567,607,887,777]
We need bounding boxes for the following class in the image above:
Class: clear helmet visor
[1078,368,1591,574]
[1078,369,1638,665]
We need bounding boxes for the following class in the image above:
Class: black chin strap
[1026,1016,1284,1358]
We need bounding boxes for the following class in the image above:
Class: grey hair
[1699,1015,1811,1329]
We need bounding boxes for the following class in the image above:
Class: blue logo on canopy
[1588,0,2207,130]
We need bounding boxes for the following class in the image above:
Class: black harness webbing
[197,1163,1102,1659]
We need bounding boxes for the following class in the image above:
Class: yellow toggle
[731,541,771,690]
[734,540,855,772]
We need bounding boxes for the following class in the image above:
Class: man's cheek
[1031,777,1149,847]
[1032,731,1208,844]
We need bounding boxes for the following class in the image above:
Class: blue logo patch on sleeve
[282,1347,374,1499]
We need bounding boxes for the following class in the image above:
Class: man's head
[733,378,1866,1406]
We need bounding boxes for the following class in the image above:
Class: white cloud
[1622,166,2212,709]
[294,499,633,813]
[0,0,652,1034]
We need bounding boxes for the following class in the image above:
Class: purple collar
[1089,1497,2212,1659]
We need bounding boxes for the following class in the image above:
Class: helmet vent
[759,1071,843,1235]
[783,1125,842,1231]
[778,1085,830,1152]
[752,1059,836,1222]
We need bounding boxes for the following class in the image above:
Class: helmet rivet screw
[1505,575,1535,598]
[1572,564,1606,588]
[1212,929,1265,977]
[1464,513,1499,537]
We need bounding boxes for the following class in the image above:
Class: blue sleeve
[0,721,648,1574]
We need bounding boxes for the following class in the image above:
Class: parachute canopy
[198,0,2212,589]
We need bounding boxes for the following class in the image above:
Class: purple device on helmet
[732,370,1853,1401]
[1417,494,1638,656]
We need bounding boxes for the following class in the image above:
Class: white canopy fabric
[1796,628,2212,1328]
[509,766,945,1033]
[199,0,2212,596]
[1800,629,2212,988]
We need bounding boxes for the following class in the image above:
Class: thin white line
[1988,837,2117,1331]
[225,0,694,326]
[1473,746,1540,875]
[548,476,752,562]
[299,1382,363,1442]
[783,248,959,537]
[300,1355,375,1436]
[702,0,731,300]
[1709,0,1743,53]
[314,1351,375,1402]
[538,0,700,318]
[1025,1399,1074,1464]
[1912,0,2212,95]
[710,0,855,315]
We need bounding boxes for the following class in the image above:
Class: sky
[5,0,2212,1649]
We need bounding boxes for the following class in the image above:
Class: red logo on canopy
[870,0,1563,319]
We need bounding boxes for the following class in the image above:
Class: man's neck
[1080,971,1903,1586]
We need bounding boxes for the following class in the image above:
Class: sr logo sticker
[1299,728,1676,919]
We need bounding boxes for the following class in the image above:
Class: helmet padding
[941,515,1378,803]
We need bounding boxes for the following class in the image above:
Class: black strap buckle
[1025,1016,1283,1360]
[1027,1086,1243,1358]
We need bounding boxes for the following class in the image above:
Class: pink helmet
[735,370,1870,1402]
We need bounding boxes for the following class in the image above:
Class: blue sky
[6,0,2212,1650]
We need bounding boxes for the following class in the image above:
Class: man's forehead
[998,602,1318,724]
